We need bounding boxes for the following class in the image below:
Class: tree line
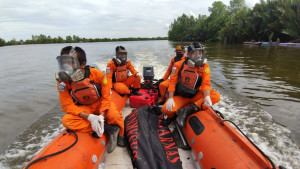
[168,0,300,43]
[0,35,167,47]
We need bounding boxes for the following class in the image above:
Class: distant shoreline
[0,35,168,47]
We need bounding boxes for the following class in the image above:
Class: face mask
[62,63,74,74]
[56,55,83,82]
[56,71,71,82]
[70,69,85,82]
[176,53,183,58]
[116,52,127,65]
[193,54,204,68]
[188,49,206,68]
[187,59,196,68]
[116,57,127,65]
[56,68,84,82]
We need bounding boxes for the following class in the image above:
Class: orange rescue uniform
[106,59,141,94]
[159,56,185,101]
[162,60,220,118]
[57,67,124,136]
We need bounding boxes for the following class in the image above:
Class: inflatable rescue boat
[23,90,127,169]
[24,65,284,169]
[126,65,284,169]
[182,107,281,169]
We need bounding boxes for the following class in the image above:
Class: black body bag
[124,106,182,169]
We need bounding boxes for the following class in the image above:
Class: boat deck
[100,105,200,169]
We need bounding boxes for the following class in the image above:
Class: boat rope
[211,108,276,169]
[24,129,78,169]
[141,79,158,90]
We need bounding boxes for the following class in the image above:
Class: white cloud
[0,0,260,41]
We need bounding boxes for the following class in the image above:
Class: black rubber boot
[104,123,120,153]
[157,100,166,105]
[155,79,164,88]
[176,104,200,128]
[117,135,126,147]
[163,115,177,126]
[131,88,143,96]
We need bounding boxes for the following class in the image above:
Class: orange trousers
[62,101,124,136]
[159,79,170,102]
[162,90,220,118]
[113,75,141,94]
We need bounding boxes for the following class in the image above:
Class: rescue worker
[162,42,220,128]
[56,46,125,154]
[156,45,186,105]
[106,46,142,96]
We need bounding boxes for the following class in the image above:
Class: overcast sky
[0,0,260,41]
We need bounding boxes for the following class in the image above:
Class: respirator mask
[116,51,127,65]
[55,48,84,82]
[187,47,206,68]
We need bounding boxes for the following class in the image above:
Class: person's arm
[78,111,106,119]
[203,89,210,97]
[168,91,174,98]
[200,64,212,93]
[98,75,111,114]
[126,60,138,76]
[78,111,89,119]
[162,58,174,80]
[168,61,181,94]
[165,61,182,111]
[93,69,111,114]
[106,61,114,89]
[195,64,212,107]
[57,82,90,117]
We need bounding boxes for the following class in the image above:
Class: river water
[0,40,299,168]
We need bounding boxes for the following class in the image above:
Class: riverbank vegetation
[0,35,167,47]
[168,0,300,43]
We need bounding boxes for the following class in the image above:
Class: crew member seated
[106,46,142,96]
[157,45,186,105]
[56,46,125,154]
[162,42,220,127]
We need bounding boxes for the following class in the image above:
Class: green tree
[35,34,48,44]
[281,0,300,39]
[47,36,53,43]
[66,36,72,43]
[204,1,230,42]
[6,38,19,46]
[168,0,300,43]
[72,35,80,42]
[229,0,246,14]
[168,14,197,41]
[57,36,64,43]
[0,38,5,47]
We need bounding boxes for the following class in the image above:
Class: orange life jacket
[179,64,199,89]
[115,64,128,82]
[175,62,202,98]
[70,67,102,105]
